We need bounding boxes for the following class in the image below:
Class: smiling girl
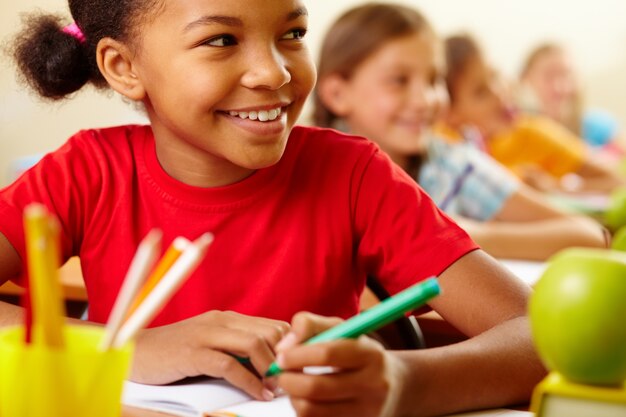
[3,1,543,416]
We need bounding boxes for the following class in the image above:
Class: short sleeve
[0,133,100,283]
[352,148,478,296]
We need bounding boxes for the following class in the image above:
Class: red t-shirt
[0,125,476,326]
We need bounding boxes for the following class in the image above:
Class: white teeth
[227,107,282,122]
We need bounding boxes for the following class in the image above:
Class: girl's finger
[190,349,273,401]
[278,336,383,371]
[197,326,277,376]
[289,311,343,342]
[278,368,389,402]
[208,311,290,348]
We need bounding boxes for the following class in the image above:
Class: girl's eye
[390,76,409,86]
[204,34,237,47]
[282,28,307,40]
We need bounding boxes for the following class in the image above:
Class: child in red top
[1,1,543,416]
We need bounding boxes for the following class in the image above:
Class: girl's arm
[575,159,626,193]
[277,250,546,417]
[0,232,25,327]
[460,215,607,260]
[463,184,607,260]
[393,250,544,415]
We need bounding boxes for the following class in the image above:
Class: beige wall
[0,0,147,186]
[2,0,625,186]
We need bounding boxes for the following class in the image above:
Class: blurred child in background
[443,34,625,194]
[519,42,624,158]
[314,5,607,261]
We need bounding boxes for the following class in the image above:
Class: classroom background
[2,0,626,188]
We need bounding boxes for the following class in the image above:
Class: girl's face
[333,33,440,165]
[448,55,511,138]
[128,0,316,186]
[523,50,577,120]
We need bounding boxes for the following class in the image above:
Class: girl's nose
[408,81,433,114]
[241,47,291,90]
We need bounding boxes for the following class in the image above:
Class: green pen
[265,277,441,377]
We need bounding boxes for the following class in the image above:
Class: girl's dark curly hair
[10,0,162,100]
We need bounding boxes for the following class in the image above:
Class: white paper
[499,258,547,286]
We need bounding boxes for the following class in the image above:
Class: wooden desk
[121,404,530,416]
[0,257,87,301]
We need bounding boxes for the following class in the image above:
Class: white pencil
[100,229,162,350]
[112,232,213,348]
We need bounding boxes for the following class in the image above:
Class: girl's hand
[131,310,290,401]
[275,312,407,417]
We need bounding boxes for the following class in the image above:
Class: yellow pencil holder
[0,325,133,417]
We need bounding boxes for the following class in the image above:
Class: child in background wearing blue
[1,1,543,416]
[313,4,606,262]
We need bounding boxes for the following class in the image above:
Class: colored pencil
[112,233,213,348]
[99,229,162,350]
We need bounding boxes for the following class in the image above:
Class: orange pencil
[113,233,213,348]
[125,237,190,319]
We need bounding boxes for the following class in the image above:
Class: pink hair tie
[62,23,86,44]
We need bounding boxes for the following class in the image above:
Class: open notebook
[123,377,296,417]
[123,377,532,417]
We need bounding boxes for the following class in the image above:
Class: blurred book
[531,372,626,417]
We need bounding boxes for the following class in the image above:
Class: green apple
[612,226,626,251]
[605,187,626,231]
[530,248,626,386]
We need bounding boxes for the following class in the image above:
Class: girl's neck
[152,132,255,188]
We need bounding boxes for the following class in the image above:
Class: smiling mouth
[225,106,283,122]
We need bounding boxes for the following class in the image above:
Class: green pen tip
[265,362,282,377]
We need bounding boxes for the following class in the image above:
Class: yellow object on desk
[24,204,65,346]
[0,325,133,417]
[0,204,133,417]
[531,372,626,417]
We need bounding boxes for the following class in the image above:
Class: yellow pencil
[24,203,65,347]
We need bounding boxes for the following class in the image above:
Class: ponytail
[11,13,93,100]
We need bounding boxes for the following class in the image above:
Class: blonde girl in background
[519,42,624,157]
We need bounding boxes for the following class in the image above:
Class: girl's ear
[317,73,352,117]
[96,38,145,101]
